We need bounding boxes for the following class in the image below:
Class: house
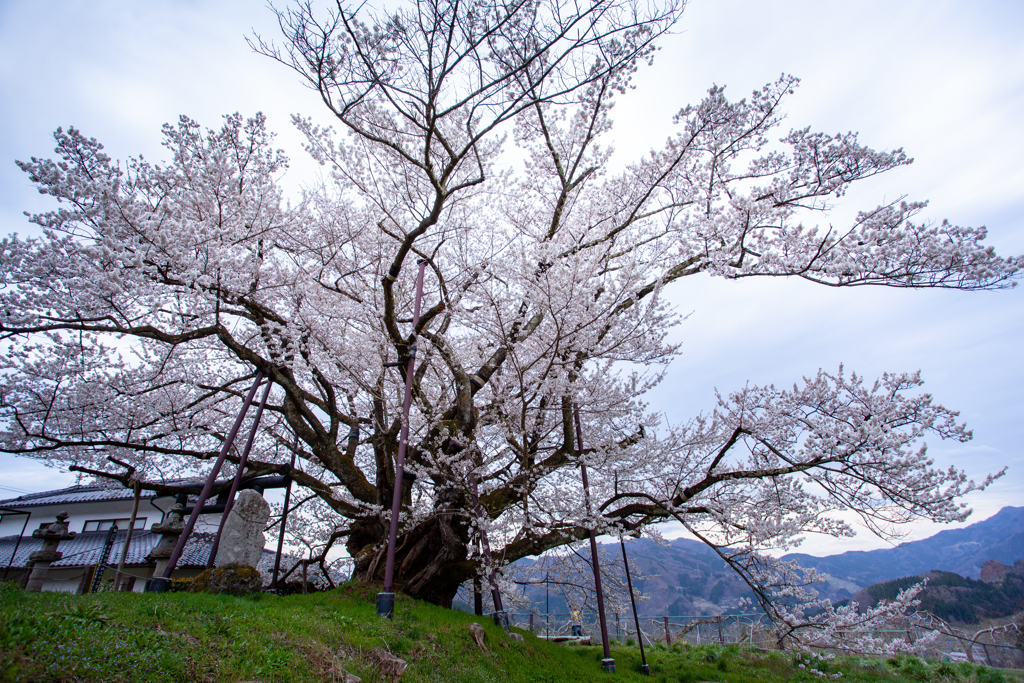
[0,481,282,593]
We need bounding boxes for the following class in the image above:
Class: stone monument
[215,489,270,568]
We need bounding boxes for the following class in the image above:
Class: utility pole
[377,259,428,618]
[574,404,614,673]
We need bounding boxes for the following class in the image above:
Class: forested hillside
[846,566,1024,624]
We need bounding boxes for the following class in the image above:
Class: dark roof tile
[0,530,216,569]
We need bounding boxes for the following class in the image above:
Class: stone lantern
[26,511,76,592]
[148,502,185,579]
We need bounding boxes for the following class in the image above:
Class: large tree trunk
[347,486,477,607]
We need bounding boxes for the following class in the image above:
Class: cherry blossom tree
[1,0,1021,630]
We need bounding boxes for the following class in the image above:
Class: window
[82,518,146,532]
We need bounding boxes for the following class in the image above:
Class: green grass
[0,580,1019,683]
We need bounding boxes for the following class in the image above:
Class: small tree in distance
[1,0,1020,648]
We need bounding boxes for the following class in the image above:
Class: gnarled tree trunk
[347,485,477,607]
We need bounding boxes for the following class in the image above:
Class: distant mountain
[506,506,1024,617]
[605,537,755,616]
[513,537,756,617]
[783,506,1024,589]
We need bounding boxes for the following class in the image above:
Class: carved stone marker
[215,489,270,568]
[26,511,76,592]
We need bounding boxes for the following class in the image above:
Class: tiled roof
[0,485,140,509]
[0,530,215,569]
[0,479,228,509]
[0,531,284,572]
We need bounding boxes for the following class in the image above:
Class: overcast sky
[1,0,1022,557]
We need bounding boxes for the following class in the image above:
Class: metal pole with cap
[469,469,509,630]
[271,431,299,589]
[621,535,649,675]
[574,404,615,673]
[377,259,428,618]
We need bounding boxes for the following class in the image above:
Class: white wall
[0,495,193,536]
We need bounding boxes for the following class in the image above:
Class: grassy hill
[0,580,1019,683]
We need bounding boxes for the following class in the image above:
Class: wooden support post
[115,481,141,591]
[664,616,672,646]
[718,616,724,644]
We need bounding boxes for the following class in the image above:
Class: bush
[168,578,192,593]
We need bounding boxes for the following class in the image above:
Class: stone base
[24,562,51,593]
[146,577,171,593]
[376,591,395,618]
[601,658,616,673]
[188,565,262,596]
[492,610,511,632]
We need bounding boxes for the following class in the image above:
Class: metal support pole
[207,377,273,568]
[621,537,648,675]
[149,369,264,591]
[474,575,484,615]
[574,404,614,673]
[271,432,299,588]
[378,259,428,618]
[469,471,508,630]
